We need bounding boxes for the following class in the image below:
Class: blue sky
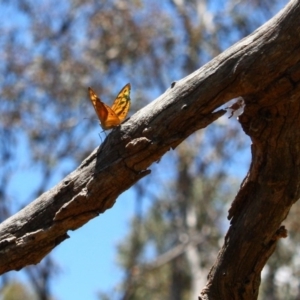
[6,187,136,300]
[52,191,134,300]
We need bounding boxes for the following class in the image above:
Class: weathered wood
[0,5,300,300]
[200,1,300,299]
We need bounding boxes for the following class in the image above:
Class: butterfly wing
[88,87,121,130]
[111,83,131,122]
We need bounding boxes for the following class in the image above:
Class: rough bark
[200,1,300,299]
[0,3,299,300]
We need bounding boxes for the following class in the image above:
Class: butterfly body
[88,83,131,130]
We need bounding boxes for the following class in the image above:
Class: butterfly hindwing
[111,83,131,122]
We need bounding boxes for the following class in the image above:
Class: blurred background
[1,1,299,300]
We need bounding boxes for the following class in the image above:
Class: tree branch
[0,2,299,289]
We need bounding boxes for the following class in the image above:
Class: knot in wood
[125,137,152,152]
[142,127,153,136]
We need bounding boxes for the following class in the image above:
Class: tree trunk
[200,1,300,299]
[0,2,300,300]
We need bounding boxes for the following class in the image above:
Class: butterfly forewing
[88,87,109,124]
[111,83,131,122]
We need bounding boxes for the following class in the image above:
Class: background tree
[1,1,298,300]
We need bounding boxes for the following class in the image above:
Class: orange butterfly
[88,83,131,130]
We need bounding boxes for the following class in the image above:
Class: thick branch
[1,0,300,280]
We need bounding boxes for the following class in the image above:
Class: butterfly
[88,83,131,130]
